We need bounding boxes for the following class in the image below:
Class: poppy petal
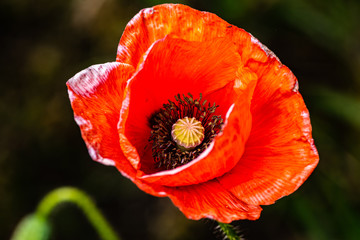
[118,36,255,186]
[219,60,319,205]
[165,179,262,223]
[67,62,167,196]
[117,4,238,68]
[67,62,132,166]
[116,4,271,82]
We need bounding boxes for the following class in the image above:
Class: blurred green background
[1,0,360,239]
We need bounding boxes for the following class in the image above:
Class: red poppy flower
[67,4,319,223]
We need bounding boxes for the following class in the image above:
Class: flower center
[171,117,205,151]
[149,93,223,170]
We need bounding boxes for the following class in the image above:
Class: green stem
[217,222,242,240]
[36,187,120,240]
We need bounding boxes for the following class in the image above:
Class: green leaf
[10,214,50,240]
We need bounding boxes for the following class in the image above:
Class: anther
[148,93,223,170]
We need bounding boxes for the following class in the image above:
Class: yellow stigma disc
[171,117,205,151]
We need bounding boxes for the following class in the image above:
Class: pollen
[172,117,205,150]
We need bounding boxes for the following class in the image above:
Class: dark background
[1,0,360,239]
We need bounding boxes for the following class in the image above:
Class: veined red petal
[116,4,273,89]
[116,4,259,68]
[219,60,319,205]
[67,62,133,166]
[165,179,262,223]
[66,62,165,196]
[118,36,255,186]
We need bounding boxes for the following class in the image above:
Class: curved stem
[217,222,242,240]
[36,187,120,240]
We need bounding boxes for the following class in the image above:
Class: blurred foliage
[1,0,360,239]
